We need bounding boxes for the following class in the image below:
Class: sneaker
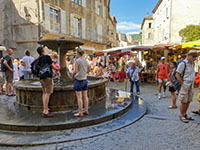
[158,95,161,100]
[163,94,166,98]
[136,92,140,95]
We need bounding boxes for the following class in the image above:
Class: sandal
[74,112,83,117]
[168,106,177,109]
[42,113,53,118]
[83,111,89,115]
[192,110,200,115]
[179,116,189,123]
[185,114,194,120]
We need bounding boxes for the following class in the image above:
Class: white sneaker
[163,94,166,98]
[158,94,161,99]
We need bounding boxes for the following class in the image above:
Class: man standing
[126,63,140,95]
[37,47,59,117]
[176,50,197,123]
[3,49,14,96]
[157,57,168,99]
[23,49,34,79]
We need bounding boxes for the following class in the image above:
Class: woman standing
[73,48,89,117]
[168,61,177,109]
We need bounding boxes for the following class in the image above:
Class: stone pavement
[1,82,200,150]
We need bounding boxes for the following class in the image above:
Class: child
[19,61,24,80]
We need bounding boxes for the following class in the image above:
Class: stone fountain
[15,39,107,111]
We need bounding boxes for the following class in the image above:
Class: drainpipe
[36,0,41,40]
[169,0,173,44]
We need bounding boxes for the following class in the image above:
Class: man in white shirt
[126,63,140,95]
[22,49,34,79]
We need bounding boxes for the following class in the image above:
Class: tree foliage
[179,25,200,42]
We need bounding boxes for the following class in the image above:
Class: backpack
[31,58,40,76]
[39,64,52,79]
[1,58,6,72]
[172,61,186,91]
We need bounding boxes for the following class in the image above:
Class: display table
[140,72,156,84]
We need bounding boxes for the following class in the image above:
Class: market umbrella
[0,46,6,51]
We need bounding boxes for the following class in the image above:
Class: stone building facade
[141,15,154,46]
[141,0,200,46]
[0,0,117,58]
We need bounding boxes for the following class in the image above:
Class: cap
[160,57,165,60]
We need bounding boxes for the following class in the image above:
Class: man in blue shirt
[126,63,140,95]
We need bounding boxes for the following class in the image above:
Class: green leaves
[179,25,200,42]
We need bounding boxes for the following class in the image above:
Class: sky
[110,0,158,34]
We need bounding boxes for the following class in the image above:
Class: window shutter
[82,0,86,7]
[44,3,50,32]
[95,0,98,14]
[70,13,74,36]
[61,9,66,34]
[102,6,105,17]
[82,18,86,39]
[98,24,102,42]
[146,33,149,39]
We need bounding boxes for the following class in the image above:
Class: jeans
[130,80,140,93]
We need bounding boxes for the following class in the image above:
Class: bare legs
[75,90,89,117]
[180,102,190,117]
[6,82,12,95]
[42,93,51,114]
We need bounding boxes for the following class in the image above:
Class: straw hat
[187,50,198,56]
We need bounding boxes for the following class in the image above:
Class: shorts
[169,86,176,92]
[0,76,4,86]
[178,83,193,103]
[158,78,168,83]
[74,80,88,91]
[40,77,54,94]
[5,70,13,82]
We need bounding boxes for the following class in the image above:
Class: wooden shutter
[44,3,50,31]
[82,0,86,7]
[61,9,66,34]
[98,24,102,42]
[82,18,86,39]
[70,13,74,36]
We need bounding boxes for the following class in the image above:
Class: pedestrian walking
[126,63,140,95]
[176,50,198,123]
[3,49,14,96]
[37,47,59,117]
[73,48,89,117]
[22,49,34,79]
[156,57,168,99]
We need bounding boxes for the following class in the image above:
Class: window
[72,0,81,5]
[149,23,152,28]
[147,33,152,39]
[95,0,103,16]
[50,8,59,32]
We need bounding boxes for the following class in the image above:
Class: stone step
[0,89,132,132]
[0,96,147,147]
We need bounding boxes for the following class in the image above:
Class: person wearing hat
[176,50,198,123]
[156,57,169,99]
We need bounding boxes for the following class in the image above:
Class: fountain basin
[15,77,107,111]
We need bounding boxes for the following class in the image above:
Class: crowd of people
[0,47,199,123]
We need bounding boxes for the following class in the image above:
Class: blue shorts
[74,80,88,91]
